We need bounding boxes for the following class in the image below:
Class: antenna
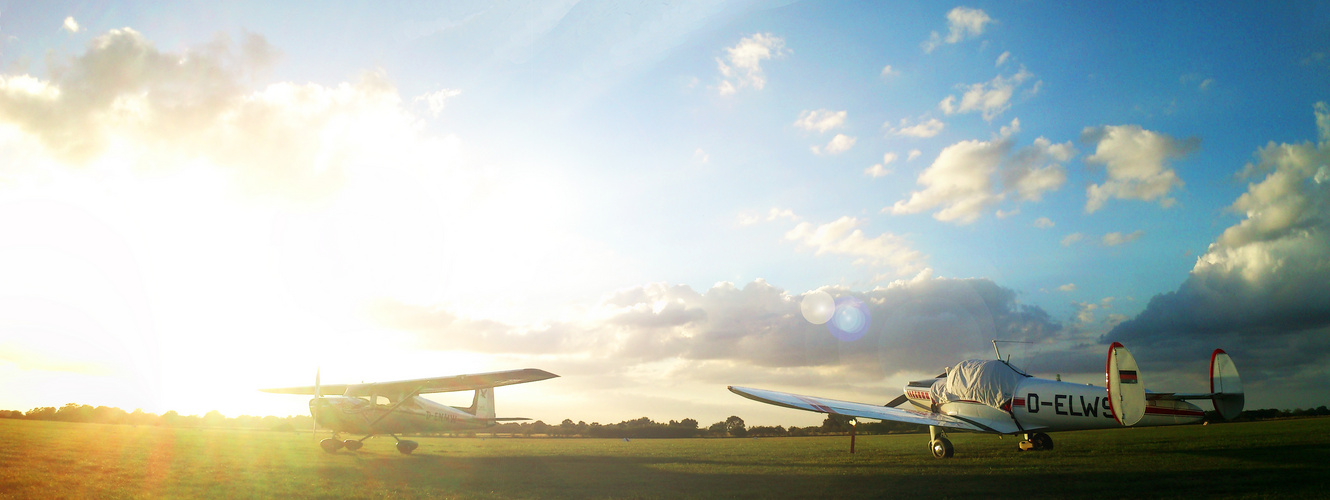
[992,339,1033,360]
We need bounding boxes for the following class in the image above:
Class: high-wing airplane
[729,342,1243,458]
[262,368,558,454]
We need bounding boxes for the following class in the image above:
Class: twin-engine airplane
[729,342,1243,458]
[262,368,558,454]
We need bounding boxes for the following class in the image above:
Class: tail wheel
[319,438,344,454]
[930,437,954,459]
[1031,432,1053,451]
[343,439,363,451]
[396,440,419,455]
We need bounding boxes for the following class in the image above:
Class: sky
[0,1,1327,428]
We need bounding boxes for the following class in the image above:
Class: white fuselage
[905,376,1204,434]
[310,396,492,435]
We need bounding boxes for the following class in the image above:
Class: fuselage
[310,396,493,435]
[904,375,1204,433]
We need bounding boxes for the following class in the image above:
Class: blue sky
[0,1,1327,426]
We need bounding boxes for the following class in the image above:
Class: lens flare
[828,295,870,342]
[800,290,835,325]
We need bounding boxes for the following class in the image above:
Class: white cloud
[939,67,1036,121]
[62,17,82,33]
[413,88,462,117]
[693,148,710,164]
[881,65,897,78]
[889,117,945,138]
[907,150,922,161]
[1061,233,1084,246]
[1102,230,1144,246]
[737,207,799,226]
[786,216,926,279]
[1082,125,1198,213]
[1033,217,1054,229]
[922,7,994,53]
[1003,137,1074,202]
[716,33,789,95]
[794,109,846,133]
[1058,283,1076,292]
[865,153,897,178]
[995,208,1019,218]
[812,134,856,155]
[1106,104,1330,387]
[889,134,1074,225]
[888,138,1011,224]
[996,51,1011,66]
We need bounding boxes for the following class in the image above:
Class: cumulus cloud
[889,117,945,138]
[1058,283,1076,292]
[812,134,856,155]
[889,138,1010,224]
[716,33,789,95]
[1003,136,1074,202]
[865,152,897,178]
[1105,103,1330,388]
[794,109,847,133]
[889,133,1074,224]
[1061,233,1084,246]
[922,7,994,53]
[1101,230,1144,246]
[907,150,922,161]
[371,277,1061,377]
[1082,125,1198,213]
[1034,217,1054,229]
[785,216,926,280]
[880,65,897,78]
[413,88,461,117]
[0,28,455,203]
[996,51,1010,66]
[939,67,1037,121]
[63,17,82,33]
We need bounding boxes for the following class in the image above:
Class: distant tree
[724,415,747,437]
[707,421,727,436]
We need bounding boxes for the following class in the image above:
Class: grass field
[1,418,1327,499]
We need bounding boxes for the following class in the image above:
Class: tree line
[4,403,1327,438]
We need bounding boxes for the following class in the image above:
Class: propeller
[884,394,909,408]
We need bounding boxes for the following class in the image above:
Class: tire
[319,438,343,454]
[1032,432,1053,451]
[343,439,363,451]
[930,437,954,459]
[396,440,419,455]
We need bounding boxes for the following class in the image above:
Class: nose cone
[309,398,334,426]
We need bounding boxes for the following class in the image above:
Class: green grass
[1,418,1326,498]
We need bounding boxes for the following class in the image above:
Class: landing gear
[395,440,419,455]
[320,438,344,454]
[1019,432,1053,451]
[928,425,955,459]
[343,439,364,451]
[930,437,954,458]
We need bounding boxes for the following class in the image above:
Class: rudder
[1210,349,1244,420]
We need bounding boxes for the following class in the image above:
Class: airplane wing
[728,386,1001,433]
[261,368,558,396]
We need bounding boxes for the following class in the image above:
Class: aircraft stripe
[1144,406,1205,417]
[795,395,837,414]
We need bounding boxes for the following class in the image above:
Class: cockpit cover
[929,359,1027,409]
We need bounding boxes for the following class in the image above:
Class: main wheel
[396,440,419,455]
[1031,432,1053,451]
[343,439,363,451]
[320,438,344,454]
[930,437,954,459]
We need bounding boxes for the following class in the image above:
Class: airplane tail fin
[1107,342,1146,426]
[466,387,496,420]
[1210,349,1244,420]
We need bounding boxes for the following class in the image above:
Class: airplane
[262,368,558,454]
[729,342,1243,458]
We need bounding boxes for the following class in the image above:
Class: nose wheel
[319,438,343,454]
[930,437,954,458]
[1019,432,1053,451]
